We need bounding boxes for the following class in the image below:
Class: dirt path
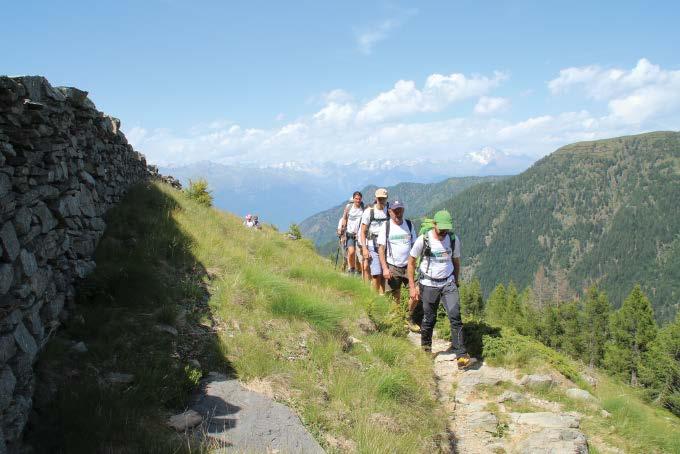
[407,333,589,453]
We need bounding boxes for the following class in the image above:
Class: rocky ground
[407,332,592,454]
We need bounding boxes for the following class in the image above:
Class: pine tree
[485,283,506,326]
[558,300,584,359]
[460,278,484,320]
[604,285,658,386]
[640,313,680,416]
[582,286,611,367]
[505,282,523,330]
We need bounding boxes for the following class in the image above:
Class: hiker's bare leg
[347,245,356,270]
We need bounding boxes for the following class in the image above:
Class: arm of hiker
[407,256,419,301]
[360,212,369,259]
[453,257,461,287]
[377,223,391,279]
[340,205,349,233]
[452,234,461,286]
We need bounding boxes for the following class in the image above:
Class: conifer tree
[604,285,658,386]
[485,283,506,326]
[558,300,584,359]
[519,287,539,336]
[505,282,523,330]
[582,286,611,367]
[640,313,680,416]
[460,278,484,320]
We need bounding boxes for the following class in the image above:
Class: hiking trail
[407,332,593,454]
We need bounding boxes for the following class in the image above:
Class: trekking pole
[334,238,341,269]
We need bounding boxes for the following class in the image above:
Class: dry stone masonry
[0,76,152,450]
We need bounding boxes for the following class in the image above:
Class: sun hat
[375,188,388,198]
[390,200,405,210]
[433,210,453,230]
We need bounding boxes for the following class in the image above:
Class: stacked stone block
[0,76,149,450]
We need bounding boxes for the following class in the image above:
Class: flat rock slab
[566,388,595,401]
[168,410,202,431]
[513,428,588,454]
[191,373,324,453]
[509,412,579,429]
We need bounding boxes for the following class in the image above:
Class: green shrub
[185,178,213,207]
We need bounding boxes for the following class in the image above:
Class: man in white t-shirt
[407,210,471,367]
[377,200,416,304]
[338,191,365,275]
[360,188,389,294]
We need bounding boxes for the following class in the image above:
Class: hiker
[360,188,389,294]
[338,191,365,275]
[252,215,262,230]
[377,200,416,305]
[244,214,255,228]
[407,210,471,367]
[335,216,348,270]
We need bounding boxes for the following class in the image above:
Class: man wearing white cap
[378,200,416,304]
[360,188,389,294]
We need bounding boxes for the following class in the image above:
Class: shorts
[366,241,382,277]
[345,233,358,248]
[385,264,409,291]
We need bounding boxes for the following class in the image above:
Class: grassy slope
[482,329,680,453]
[29,181,446,453]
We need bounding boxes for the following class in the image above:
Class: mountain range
[159,149,533,228]
[302,131,680,322]
[299,176,507,255]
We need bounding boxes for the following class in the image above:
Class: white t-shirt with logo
[409,231,461,287]
[345,204,364,235]
[377,219,417,267]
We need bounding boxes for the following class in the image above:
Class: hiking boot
[456,354,477,370]
[422,345,432,353]
[407,321,421,333]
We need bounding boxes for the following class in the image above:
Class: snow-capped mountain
[161,151,533,228]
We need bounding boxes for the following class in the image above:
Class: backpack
[385,218,414,259]
[367,203,389,237]
[418,217,456,277]
[343,202,365,236]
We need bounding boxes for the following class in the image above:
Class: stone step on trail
[406,331,590,454]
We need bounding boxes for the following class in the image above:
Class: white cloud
[356,71,506,123]
[355,8,417,55]
[356,19,397,55]
[124,60,680,172]
[313,102,355,126]
[474,96,510,115]
[549,58,680,123]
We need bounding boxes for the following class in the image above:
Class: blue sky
[3,1,680,169]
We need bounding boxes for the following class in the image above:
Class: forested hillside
[300,176,505,255]
[437,131,680,321]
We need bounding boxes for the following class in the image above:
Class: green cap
[433,210,453,230]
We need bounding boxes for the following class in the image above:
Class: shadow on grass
[463,320,501,359]
[25,182,235,453]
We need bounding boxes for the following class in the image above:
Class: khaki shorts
[385,264,409,292]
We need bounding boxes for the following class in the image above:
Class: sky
[3,0,680,171]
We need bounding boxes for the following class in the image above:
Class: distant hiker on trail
[252,215,262,230]
[377,200,416,306]
[338,191,365,275]
[360,188,389,294]
[244,214,255,228]
[407,210,472,368]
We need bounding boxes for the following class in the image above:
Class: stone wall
[0,76,150,450]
